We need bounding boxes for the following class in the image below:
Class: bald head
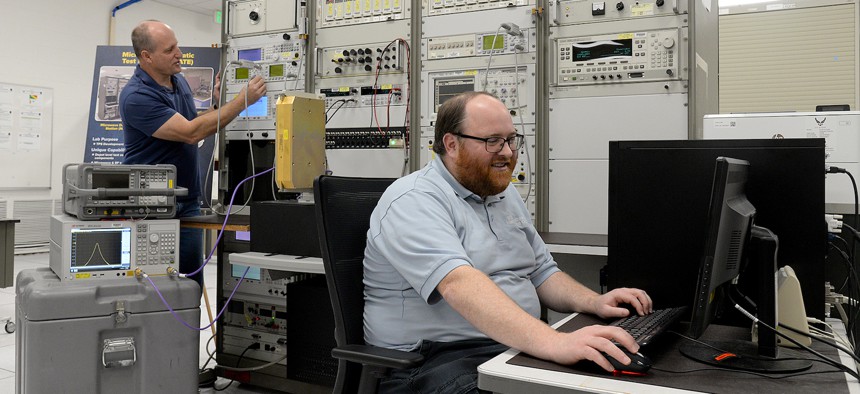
[131,20,170,58]
[433,91,500,156]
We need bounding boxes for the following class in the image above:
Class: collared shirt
[120,65,200,202]
[364,155,560,350]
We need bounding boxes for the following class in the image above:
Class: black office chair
[314,175,424,394]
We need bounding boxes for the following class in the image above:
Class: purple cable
[186,166,275,278]
[144,166,276,330]
[145,265,251,331]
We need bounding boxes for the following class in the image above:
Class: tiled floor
[1,252,282,393]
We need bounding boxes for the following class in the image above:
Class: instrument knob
[662,37,676,49]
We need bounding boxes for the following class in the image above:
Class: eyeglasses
[455,133,525,153]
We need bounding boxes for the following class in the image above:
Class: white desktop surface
[228,252,325,274]
[540,232,608,256]
[545,244,607,256]
[478,314,860,394]
[478,313,691,393]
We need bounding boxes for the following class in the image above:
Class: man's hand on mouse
[540,325,640,372]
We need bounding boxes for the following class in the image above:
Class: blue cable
[112,0,142,17]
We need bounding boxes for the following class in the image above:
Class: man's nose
[498,141,515,157]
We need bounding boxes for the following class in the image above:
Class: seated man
[364,91,653,393]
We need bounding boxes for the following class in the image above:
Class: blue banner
[84,45,221,205]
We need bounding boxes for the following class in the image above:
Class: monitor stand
[680,228,813,373]
[679,339,812,373]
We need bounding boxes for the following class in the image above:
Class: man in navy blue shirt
[120,20,266,287]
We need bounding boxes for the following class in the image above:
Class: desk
[478,313,860,394]
[228,252,324,274]
[540,232,607,256]
[179,214,250,232]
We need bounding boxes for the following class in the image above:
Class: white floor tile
[0,375,13,393]
[0,344,14,373]
[0,331,14,350]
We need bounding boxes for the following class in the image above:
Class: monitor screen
[571,39,632,62]
[232,264,261,281]
[238,48,262,62]
[69,227,132,272]
[91,172,130,201]
[434,78,475,112]
[688,157,756,339]
[239,95,268,117]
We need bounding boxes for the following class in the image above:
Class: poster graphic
[84,45,220,164]
[83,45,221,205]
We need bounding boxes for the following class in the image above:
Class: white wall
[0,0,219,207]
[113,1,221,48]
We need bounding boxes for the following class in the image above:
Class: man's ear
[442,132,459,158]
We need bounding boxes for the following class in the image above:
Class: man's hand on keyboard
[543,325,639,372]
[591,287,653,319]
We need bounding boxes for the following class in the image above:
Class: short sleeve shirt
[120,65,200,202]
[363,156,560,350]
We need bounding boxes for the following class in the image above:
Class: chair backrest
[314,175,396,393]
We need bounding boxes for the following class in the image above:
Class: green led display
[269,64,285,77]
[482,35,504,50]
[235,68,249,80]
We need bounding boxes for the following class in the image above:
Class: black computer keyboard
[609,306,687,347]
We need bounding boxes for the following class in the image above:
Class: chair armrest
[332,344,424,370]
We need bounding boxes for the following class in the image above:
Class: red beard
[453,147,516,198]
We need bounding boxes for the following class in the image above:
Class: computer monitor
[688,157,756,339]
[607,139,826,322]
[679,157,813,373]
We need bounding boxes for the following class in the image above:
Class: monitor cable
[779,321,860,366]
[833,224,860,346]
[828,234,857,296]
[826,166,859,289]
[665,330,853,379]
[807,317,856,352]
[731,294,860,380]
[827,236,858,334]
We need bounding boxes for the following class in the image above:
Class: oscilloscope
[49,215,180,281]
[63,163,186,220]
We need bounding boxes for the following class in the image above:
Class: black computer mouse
[602,347,652,375]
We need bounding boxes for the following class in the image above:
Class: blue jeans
[176,200,203,289]
[379,338,507,394]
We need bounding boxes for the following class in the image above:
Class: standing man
[120,20,266,286]
[364,91,653,393]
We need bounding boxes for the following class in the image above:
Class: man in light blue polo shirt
[364,91,654,393]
